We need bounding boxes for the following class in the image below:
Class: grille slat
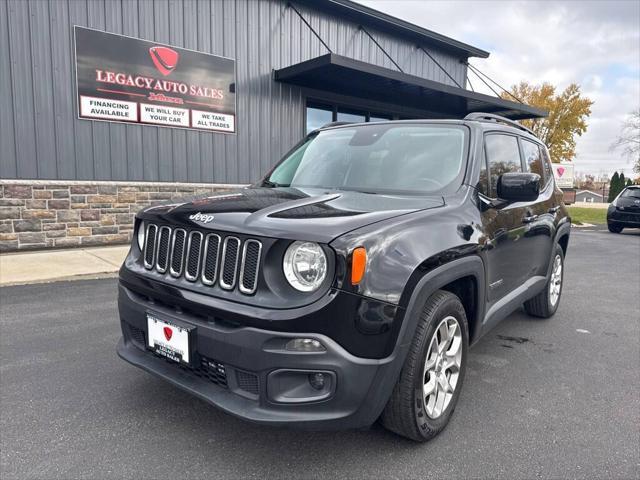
[239,240,262,294]
[155,226,172,273]
[185,231,203,281]
[220,237,241,290]
[143,224,260,295]
[169,229,187,277]
[201,234,221,285]
[143,224,158,269]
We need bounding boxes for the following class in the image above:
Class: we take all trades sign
[74,26,236,133]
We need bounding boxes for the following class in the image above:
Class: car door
[480,133,530,302]
[519,138,555,278]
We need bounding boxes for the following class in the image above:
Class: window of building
[337,108,366,123]
[521,138,545,182]
[305,101,396,134]
[484,134,522,196]
[306,103,333,133]
[368,113,392,122]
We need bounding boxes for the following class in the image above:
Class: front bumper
[117,283,402,429]
[607,208,640,227]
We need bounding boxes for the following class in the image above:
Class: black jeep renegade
[117,113,570,441]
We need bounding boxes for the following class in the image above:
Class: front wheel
[381,290,468,442]
[608,222,623,233]
[524,244,564,318]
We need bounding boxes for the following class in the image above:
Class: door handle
[522,215,538,224]
[548,206,560,214]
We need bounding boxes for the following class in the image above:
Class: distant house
[575,190,605,203]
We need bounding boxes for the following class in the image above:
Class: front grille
[129,324,146,348]
[142,224,262,295]
[236,370,259,395]
[188,356,228,388]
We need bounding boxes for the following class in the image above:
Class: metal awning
[274,54,547,120]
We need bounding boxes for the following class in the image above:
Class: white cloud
[357,0,640,177]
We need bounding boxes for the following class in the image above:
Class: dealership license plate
[146,313,192,364]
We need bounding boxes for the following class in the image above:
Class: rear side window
[485,134,522,196]
[521,139,545,182]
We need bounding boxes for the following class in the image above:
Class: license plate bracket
[146,312,195,365]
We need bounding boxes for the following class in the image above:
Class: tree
[610,109,640,175]
[608,171,620,202]
[578,174,595,190]
[501,82,593,163]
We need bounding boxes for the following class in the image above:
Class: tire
[524,243,564,318]
[381,290,468,442]
[608,222,623,233]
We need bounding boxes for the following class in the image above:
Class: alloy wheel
[422,315,463,419]
[549,254,562,307]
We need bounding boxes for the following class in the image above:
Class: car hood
[137,187,444,243]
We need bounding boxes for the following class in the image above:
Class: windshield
[621,188,640,199]
[265,123,469,195]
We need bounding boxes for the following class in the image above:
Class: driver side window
[484,134,522,197]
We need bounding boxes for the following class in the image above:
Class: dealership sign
[551,162,575,188]
[74,27,236,133]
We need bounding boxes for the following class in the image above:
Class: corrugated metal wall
[0,0,468,184]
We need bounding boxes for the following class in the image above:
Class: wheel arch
[554,221,571,257]
[398,256,486,349]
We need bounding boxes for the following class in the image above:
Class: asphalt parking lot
[1,229,638,479]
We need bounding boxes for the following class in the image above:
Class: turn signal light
[351,247,367,285]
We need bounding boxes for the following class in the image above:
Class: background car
[607,186,640,233]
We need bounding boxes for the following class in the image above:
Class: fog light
[308,373,326,390]
[285,338,325,352]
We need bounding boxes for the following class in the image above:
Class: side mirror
[497,172,541,202]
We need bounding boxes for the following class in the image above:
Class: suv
[117,113,570,442]
[607,185,640,233]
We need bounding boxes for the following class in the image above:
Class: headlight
[283,241,327,292]
[137,222,146,251]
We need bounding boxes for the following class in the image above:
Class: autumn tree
[501,82,593,163]
[610,109,640,174]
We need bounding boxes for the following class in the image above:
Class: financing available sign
[74,27,236,133]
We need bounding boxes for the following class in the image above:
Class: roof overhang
[274,54,548,120]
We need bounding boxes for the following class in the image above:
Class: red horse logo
[149,46,179,76]
[163,326,173,341]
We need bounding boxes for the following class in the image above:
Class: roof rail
[464,112,536,137]
[320,121,354,129]
[307,121,354,135]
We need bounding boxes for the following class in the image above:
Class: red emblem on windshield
[149,46,179,76]
[163,326,173,341]
[557,167,565,177]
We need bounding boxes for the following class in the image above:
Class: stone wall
[0,180,240,252]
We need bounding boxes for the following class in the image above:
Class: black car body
[117,114,571,441]
[607,186,640,232]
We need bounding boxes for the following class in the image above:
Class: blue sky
[358,0,640,178]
